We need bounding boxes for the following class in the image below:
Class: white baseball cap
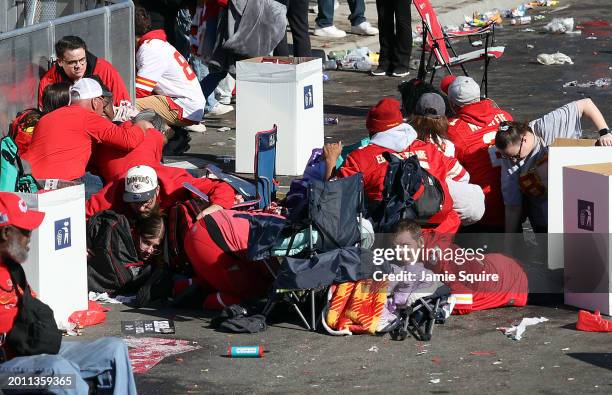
[69,78,111,101]
[447,76,481,106]
[123,165,159,203]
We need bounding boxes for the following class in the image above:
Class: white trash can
[236,57,324,176]
[18,180,88,326]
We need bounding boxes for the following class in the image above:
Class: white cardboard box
[236,57,324,176]
[548,139,612,270]
[563,163,612,316]
[18,182,88,325]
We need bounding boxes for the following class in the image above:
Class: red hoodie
[447,99,513,227]
[86,164,235,218]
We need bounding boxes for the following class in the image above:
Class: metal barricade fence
[0,0,134,135]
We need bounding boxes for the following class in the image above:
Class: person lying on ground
[0,192,137,394]
[323,97,465,234]
[23,78,154,196]
[411,93,485,226]
[495,98,611,236]
[86,164,234,221]
[38,35,131,109]
[391,219,528,315]
[445,76,513,231]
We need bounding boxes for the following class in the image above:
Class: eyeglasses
[497,121,524,162]
[62,57,87,67]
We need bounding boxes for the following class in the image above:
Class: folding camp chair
[205,125,278,210]
[413,0,505,97]
[262,173,366,330]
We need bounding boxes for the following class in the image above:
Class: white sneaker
[351,21,379,36]
[314,25,347,38]
[207,103,234,116]
[184,123,207,133]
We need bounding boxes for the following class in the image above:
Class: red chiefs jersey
[339,139,465,233]
[447,99,513,227]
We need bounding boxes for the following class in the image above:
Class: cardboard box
[548,139,612,270]
[563,163,612,316]
[236,57,324,176]
[18,181,88,325]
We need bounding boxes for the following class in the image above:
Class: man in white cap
[86,164,235,220]
[23,78,157,196]
[445,76,514,232]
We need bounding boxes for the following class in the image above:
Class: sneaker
[350,21,379,36]
[219,98,232,105]
[371,66,387,76]
[392,68,410,77]
[184,122,207,133]
[207,103,234,116]
[314,25,347,38]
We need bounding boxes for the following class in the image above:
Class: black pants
[376,0,412,70]
[274,0,312,57]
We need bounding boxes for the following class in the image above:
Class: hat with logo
[70,78,112,101]
[0,192,45,231]
[447,76,481,106]
[415,93,446,118]
[366,98,404,136]
[123,165,159,203]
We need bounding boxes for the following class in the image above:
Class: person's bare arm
[323,142,343,180]
[576,98,612,146]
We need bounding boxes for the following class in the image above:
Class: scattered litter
[429,379,441,384]
[561,347,570,351]
[121,320,176,335]
[550,4,571,13]
[533,15,546,21]
[175,357,184,363]
[527,44,535,49]
[471,40,483,47]
[544,18,577,34]
[228,137,236,141]
[323,73,330,82]
[470,351,496,356]
[521,28,536,32]
[586,36,597,40]
[553,365,560,368]
[125,337,202,374]
[217,127,231,132]
[324,117,339,125]
[536,52,573,65]
[276,375,284,378]
[511,16,532,25]
[568,378,575,381]
[210,141,226,147]
[492,361,503,365]
[202,369,209,372]
[89,291,122,304]
[563,78,611,88]
[416,351,428,355]
[498,317,549,340]
[368,345,379,353]
[323,60,337,70]
[544,341,551,344]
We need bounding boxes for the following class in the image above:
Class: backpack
[372,152,444,232]
[6,260,62,356]
[86,210,141,294]
[167,199,209,275]
[0,135,40,193]
[8,108,42,156]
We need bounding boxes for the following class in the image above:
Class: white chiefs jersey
[136,35,205,122]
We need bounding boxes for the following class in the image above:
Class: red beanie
[440,75,457,95]
[366,98,404,136]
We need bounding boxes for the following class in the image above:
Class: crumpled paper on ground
[536,52,573,65]
[89,291,137,304]
[498,317,549,340]
[544,18,577,34]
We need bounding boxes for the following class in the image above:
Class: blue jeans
[190,56,219,113]
[316,0,366,28]
[0,338,137,395]
[201,71,228,103]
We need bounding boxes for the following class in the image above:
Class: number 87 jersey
[446,99,513,227]
[136,30,205,123]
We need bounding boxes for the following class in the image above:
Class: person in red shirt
[325,98,464,234]
[38,36,131,108]
[23,78,153,184]
[86,164,235,220]
[446,76,513,231]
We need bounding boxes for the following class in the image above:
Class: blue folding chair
[205,125,277,210]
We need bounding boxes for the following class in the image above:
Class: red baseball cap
[0,192,45,231]
[366,98,404,136]
[440,75,457,95]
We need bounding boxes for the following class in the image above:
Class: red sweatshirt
[447,99,513,227]
[23,106,146,181]
[91,129,164,182]
[339,130,463,233]
[86,164,235,218]
[38,53,131,108]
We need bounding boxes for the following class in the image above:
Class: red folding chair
[413,0,505,97]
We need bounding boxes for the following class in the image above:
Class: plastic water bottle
[511,16,532,25]
[355,61,372,71]
[323,60,338,70]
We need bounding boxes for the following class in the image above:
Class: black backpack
[6,260,61,356]
[86,210,141,294]
[372,152,444,233]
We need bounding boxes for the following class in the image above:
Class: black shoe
[371,66,387,76]
[392,68,410,77]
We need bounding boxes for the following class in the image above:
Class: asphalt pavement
[84,0,612,393]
